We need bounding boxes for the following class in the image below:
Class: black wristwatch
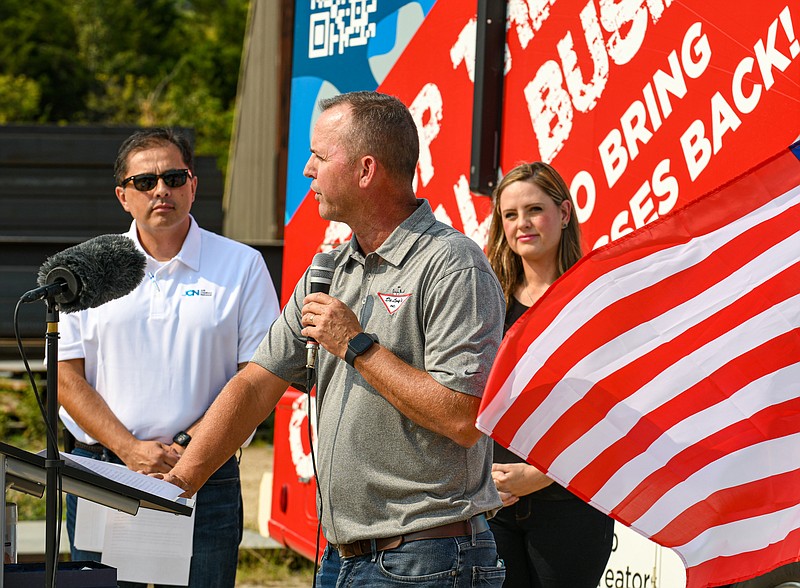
[173,431,191,448]
[345,332,376,367]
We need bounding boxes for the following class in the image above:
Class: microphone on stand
[15,233,146,588]
[305,252,335,370]
[21,234,146,312]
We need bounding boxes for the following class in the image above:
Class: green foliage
[0,0,251,173]
[0,0,90,121]
[1,376,50,520]
[0,377,48,446]
[236,547,315,585]
[0,74,40,122]
[7,486,47,521]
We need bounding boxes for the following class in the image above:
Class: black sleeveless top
[492,296,575,500]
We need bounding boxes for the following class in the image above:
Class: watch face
[350,333,374,354]
[173,432,191,447]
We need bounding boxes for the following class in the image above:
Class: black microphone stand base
[3,561,117,588]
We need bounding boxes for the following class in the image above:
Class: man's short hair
[114,128,195,185]
[319,91,419,183]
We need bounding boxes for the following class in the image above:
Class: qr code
[308,0,378,59]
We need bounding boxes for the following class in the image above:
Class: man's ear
[189,174,198,203]
[115,186,131,213]
[358,155,377,188]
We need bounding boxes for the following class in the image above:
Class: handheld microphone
[20,234,147,313]
[305,252,335,369]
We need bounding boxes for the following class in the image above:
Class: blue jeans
[66,447,243,588]
[315,530,506,587]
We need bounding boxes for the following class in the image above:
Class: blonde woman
[486,162,613,588]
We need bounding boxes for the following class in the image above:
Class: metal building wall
[223,0,289,244]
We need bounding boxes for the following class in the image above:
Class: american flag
[476,143,800,588]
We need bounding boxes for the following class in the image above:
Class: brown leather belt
[331,514,489,559]
[74,441,119,462]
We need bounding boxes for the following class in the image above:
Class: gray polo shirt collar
[344,199,436,267]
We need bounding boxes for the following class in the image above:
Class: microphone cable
[13,299,59,452]
[13,298,63,588]
[302,267,324,586]
[305,365,324,586]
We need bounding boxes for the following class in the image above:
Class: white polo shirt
[58,217,280,444]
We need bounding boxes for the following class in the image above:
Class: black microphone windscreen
[37,234,146,313]
[309,252,334,294]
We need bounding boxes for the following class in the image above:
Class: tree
[0,0,251,173]
[0,0,89,121]
[0,75,40,123]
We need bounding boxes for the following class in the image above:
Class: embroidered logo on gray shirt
[378,292,411,314]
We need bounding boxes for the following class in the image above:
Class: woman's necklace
[522,277,535,307]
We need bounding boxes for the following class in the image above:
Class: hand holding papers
[62,452,187,502]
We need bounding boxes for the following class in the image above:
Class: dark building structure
[0,125,281,361]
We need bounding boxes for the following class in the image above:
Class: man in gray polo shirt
[162,91,507,587]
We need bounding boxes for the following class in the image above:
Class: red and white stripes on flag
[476,144,800,588]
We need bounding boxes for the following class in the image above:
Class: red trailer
[262,0,800,584]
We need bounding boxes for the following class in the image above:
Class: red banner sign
[283,0,800,304]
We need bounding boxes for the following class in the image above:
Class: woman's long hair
[486,162,583,306]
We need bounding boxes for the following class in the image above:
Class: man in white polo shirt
[57,127,279,588]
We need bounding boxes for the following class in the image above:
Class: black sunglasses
[120,169,192,191]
